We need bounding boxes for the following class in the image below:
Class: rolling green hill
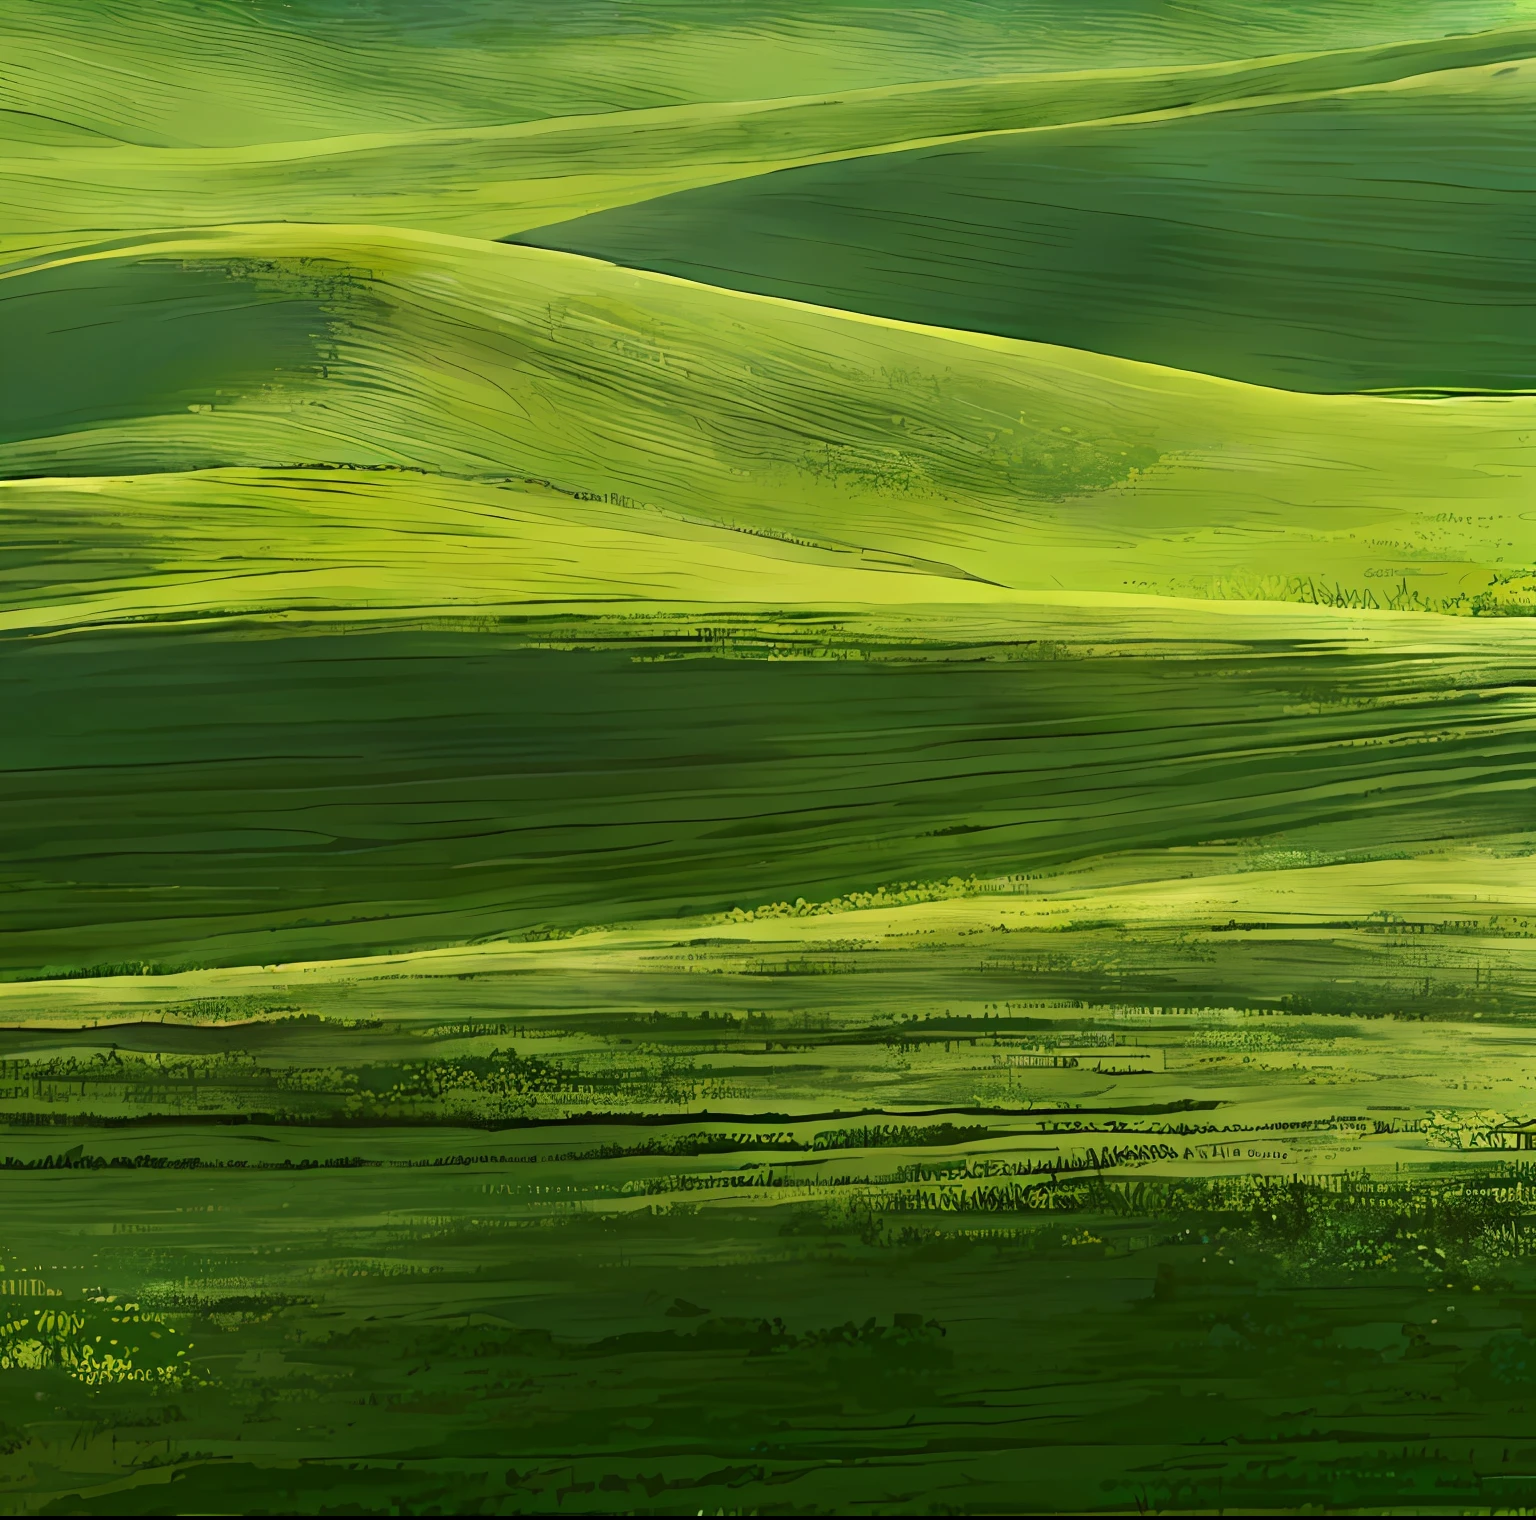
[521,56,1536,391]
[9,0,1534,149]
[8,29,1536,244]
[5,226,1534,613]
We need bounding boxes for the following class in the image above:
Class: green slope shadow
[6,621,1536,978]
[0,259,339,463]
[515,63,1536,393]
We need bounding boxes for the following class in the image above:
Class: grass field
[521,56,1536,391]
[5,2,1536,1514]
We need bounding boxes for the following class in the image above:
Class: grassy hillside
[8,0,1534,148]
[10,30,1536,243]
[522,55,1536,391]
[5,222,1536,1516]
[4,227,1535,612]
[2,222,1535,978]
[6,3,1536,1514]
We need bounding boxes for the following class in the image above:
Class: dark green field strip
[0,260,337,452]
[7,1164,1536,1512]
[4,623,1535,977]
[520,63,1536,392]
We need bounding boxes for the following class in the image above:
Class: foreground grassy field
[13,903,1536,1512]
[5,1,1536,1514]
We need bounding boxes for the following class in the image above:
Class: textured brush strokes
[5,3,1536,1516]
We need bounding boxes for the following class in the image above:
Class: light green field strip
[4,841,1535,1019]
[0,469,1018,634]
[0,1107,1490,1188]
[5,225,1534,615]
[8,30,1536,240]
[0,1110,1467,1184]
[13,465,1536,635]
[9,0,1532,149]
[32,460,1527,633]
[7,847,1536,1154]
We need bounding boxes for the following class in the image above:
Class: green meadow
[5,2,1536,1513]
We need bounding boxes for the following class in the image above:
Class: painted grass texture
[5,1,1536,1514]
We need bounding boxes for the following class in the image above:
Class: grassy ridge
[8,0,1531,148]
[4,228,1535,613]
[0,470,1014,634]
[523,55,1536,391]
[10,30,1536,243]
